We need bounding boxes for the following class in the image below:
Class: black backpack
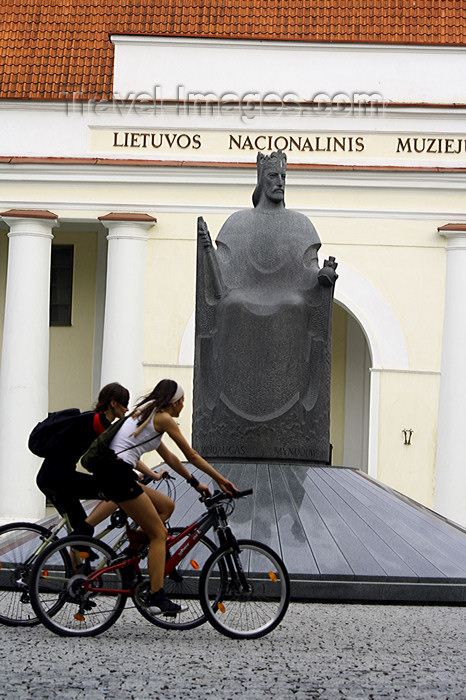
[80,416,128,470]
[28,408,93,459]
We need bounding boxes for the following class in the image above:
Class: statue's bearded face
[262,168,286,203]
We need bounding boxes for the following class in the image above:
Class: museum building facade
[1,0,466,527]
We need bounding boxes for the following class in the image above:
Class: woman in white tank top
[109,410,164,468]
[91,378,237,616]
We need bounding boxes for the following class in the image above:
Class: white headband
[171,383,184,403]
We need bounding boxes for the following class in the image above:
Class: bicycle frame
[1,509,129,583]
[75,491,251,598]
[77,512,216,597]
[9,515,70,569]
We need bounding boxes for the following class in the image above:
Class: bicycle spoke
[30,536,126,637]
[0,523,52,626]
[200,539,290,639]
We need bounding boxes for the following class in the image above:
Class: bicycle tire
[0,522,56,627]
[199,539,290,639]
[135,528,226,630]
[30,535,126,637]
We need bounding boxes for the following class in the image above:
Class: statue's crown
[256,150,287,180]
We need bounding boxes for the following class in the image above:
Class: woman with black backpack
[35,382,169,535]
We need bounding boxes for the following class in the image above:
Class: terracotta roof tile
[1,0,466,100]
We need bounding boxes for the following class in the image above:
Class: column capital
[2,210,58,238]
[1,209,58,220]
[98,212,157,224]
[99,213,156,241]
[438,224,466,247]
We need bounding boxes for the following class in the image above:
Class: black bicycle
[28,489,290,639]
[0,509,130,627]
[0,473,173,627]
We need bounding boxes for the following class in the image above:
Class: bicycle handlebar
[138,470,251,503]
[204,488,253,507]
[232,488,253,499]
[140,472,176,486]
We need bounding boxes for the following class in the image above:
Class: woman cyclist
[84,378,237,615]
[36,382,168,535]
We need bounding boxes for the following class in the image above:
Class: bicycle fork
[215,518,252,596]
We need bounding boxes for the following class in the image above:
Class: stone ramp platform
[40,462,466,604]
[163,462,466,604]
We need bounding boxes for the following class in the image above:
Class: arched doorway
[330,303,371,471]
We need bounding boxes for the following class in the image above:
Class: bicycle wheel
[135,528,226,630]
[0,522,54,627]
[199,539,290,639]
[30,535,126,637]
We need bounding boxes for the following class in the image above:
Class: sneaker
[145,587,188,616]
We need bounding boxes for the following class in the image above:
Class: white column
[434,225,466,527]
[99,213,156,407]
[0,210,57,523]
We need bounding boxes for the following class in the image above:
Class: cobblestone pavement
[1,603,465,699]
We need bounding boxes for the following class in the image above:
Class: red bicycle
[29,489,290,639]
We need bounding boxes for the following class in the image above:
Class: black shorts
[89,453,144,503]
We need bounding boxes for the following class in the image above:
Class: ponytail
[133,379,178,426]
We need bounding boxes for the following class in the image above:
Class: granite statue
[192,150,338,463]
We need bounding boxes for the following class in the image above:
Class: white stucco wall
[111,36,466,105]
[0,154,460,510]
[1,36,466,522]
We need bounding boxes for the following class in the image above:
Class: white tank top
[109,413,163,468]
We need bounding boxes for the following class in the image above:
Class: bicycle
[28,489,290,639]
[0,508,132,627]
[0,472,173,627]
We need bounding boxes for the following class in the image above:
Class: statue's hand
[198,216,212,249]
[318,257,338,287]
